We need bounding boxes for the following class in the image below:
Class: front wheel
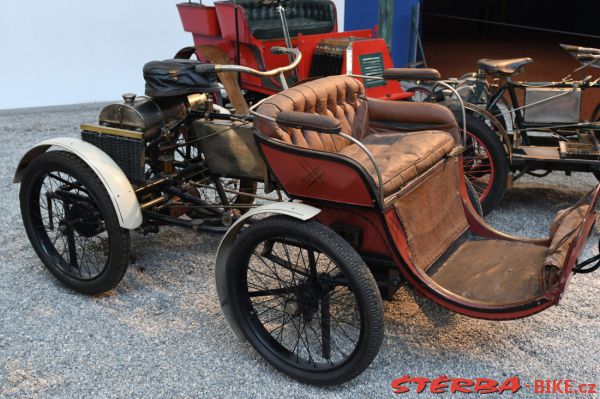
[456,113,509,214]
[225,216,384,385]
[20,151,131,294]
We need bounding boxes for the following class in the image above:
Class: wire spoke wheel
[171,127,257,218]
[36,171,109,280]
[184,177,257,221]
[463,131,494,201]
[227,217,383,385]
[246,240,361,366]
[198,177,256,212]
[20,151,130,294]
[457,113,509,214]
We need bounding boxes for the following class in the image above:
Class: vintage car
[14,47,600,385]
[176,0,410,101]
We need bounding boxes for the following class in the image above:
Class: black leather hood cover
[143,59,218,97]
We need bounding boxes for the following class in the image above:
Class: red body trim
[177,2,411,100]
[260,142,375,207]
[259,139,600,319]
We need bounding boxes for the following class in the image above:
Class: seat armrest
[383,68,441,81]
[367,99,460,143]
[275,111,342,134]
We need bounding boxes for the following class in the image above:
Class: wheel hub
[292,275,333,322]
[64,201,103,237]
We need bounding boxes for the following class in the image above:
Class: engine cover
[98,93,208,140]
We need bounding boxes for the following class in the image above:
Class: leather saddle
[477,57,533,76]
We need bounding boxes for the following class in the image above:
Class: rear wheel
[456,113,509,214]
[20,151,130,294]
[226,216,384,385]
[171,124,257,219]
[464,177,484,217]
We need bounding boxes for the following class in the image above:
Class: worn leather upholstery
[256,75,458,195]
[235,0,335,40]
[393,159,469,270]
[427,203,591,303]
[544,204,589,286]
[430,239,548,305]
[276,111,342,134]
[367,98,460,142]
[339,132,455,195]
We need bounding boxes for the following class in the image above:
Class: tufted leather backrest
[237,0,334,22]
[256,75,369,152]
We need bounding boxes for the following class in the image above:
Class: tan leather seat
[339,131,455,195]
[256,75,459,195]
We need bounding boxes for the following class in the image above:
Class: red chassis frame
[177,2,411,100]
[255,133,600,320]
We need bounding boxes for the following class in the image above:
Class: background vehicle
[411,43,600,210]
[176,0,411,104]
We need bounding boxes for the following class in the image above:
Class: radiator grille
[81,131,146,183]
[309,43,345,77]
[309,38,357,78]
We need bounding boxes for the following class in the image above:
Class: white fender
[14,137,143,229]
[215,202,321,341]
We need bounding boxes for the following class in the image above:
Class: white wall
[0,0,344,110]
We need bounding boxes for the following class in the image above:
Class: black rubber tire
[226,216,384,386]
[20,151,131,294]
[464,177,484,217]
[456,112,509,215]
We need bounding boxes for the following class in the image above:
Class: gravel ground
[0,104,599,398]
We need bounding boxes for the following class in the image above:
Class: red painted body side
[176,2,411,99]
[259,133,600,319]
[558,184,600,297]
[312,206,392,256]
[259,142,375,207]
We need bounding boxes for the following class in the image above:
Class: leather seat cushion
[339,130,455,195]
